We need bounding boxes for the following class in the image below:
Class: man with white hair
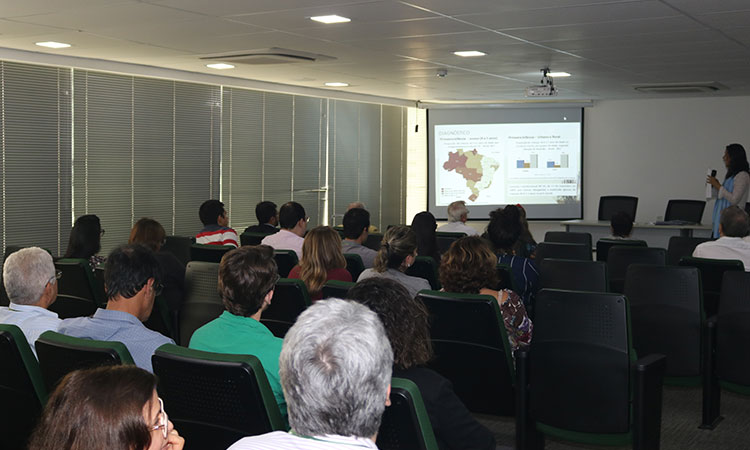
[0,247,61,355]
[437,200,479,236]
[228,298,393,449]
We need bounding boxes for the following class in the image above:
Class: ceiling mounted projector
[526,68,558,97]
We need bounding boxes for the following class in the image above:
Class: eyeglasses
[305,216,310,223]
[150,397,168,440]
[48,270,62,285]
[152,281,164,297]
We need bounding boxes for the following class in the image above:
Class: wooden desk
[561,220,712,248]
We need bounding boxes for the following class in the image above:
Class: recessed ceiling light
[35,41,71,49]
[311,15,351,24]
[325,82,349,87]
[206,63,235,70]
[453,50,486,57]
[548,72,571,77]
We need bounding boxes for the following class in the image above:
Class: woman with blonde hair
[288,226,351,300]
[357,225,431,298]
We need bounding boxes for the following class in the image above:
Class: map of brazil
[443,149,500,201]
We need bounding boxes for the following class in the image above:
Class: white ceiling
[2,0,750,102]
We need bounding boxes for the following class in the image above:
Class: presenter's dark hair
[64,214,102,259]
[487,205,522,254]
[343,207,370,239]
[219,245,278,317]
[610,211,633,237]
[28,365,156,450]
[720,205,750,237]
[725,143,750,180]
[279,201,306,229]
[104,244,161,301]
[411,211,440,262]
[199,199,226,226]
[255,201,277,224]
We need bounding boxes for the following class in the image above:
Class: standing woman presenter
[707,143,750,237]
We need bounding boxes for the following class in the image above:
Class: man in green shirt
[189,245,286,417]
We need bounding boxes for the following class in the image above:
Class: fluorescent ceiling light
[548,72,571,77]
[311,15,351,24]
[453,50,486,57]
[206,63,235,69]
[325,82,349,87]
[35,41,71,49]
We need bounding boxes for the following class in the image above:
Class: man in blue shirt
[58,244,173,372]
[0,247,61,356]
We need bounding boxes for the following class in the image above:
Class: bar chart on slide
[546,154,569,168]
[516,154,538,168]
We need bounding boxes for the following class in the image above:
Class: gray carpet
[475,386,749,449]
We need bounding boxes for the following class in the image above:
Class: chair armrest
[633,354,666,450]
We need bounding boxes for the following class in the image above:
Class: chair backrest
[595,238,647,262]
[435,231,466,255]
[343,253,365,280]
[607,246,666,293]
[716,271,750,388]
[162,235,194,267]
[35,331,134,392]
[240,232,269,246]
[539,259,608,293]
[55,258,106,306]
[544,231,593,253]
[664,200,706,224]
[0,324,48,450]
[417,290,515,416]
[152,344,285,450]
[273,250,299,278]
[530,289,632,434]
[625,264,703,379]
[377,377,439,450]
[190,244,233,263]
[143,295,177,342]
[495,263,517,292]
[180,261,222,346]
[679,256,744,317]
[261,278,311,338]
[47,294,98,319]
[364,232,384,251]
[598,195,638,221]
[535,242,591,264]
[405,256,440,290]
[321,280,355,300]
[666,236,712,266]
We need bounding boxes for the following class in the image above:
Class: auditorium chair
[496,263,517,292]
[534,242,591,264]
[516,289,665,450]
[406,256,440,290]
[180,261,222,346]
[261,278,311,339]
[273,250,298,278]
[417,290,516,417]
[35,331,134,392]
[435,231,466,255]
[47,294,98,319]
[598,195,638,221]
[240,232,269,246]
[321,280,355,300]
[607,246,666,293]
[679,256,744,317]
[377,377,439,450]
[162,235,195,267]
[666,236,712,266]
[364,232,384,251]
[0,324,48,450]
[55,258,106,306]
[152,345,285,450]
[664,199,706,224]
[343,253,365,280]
[539,259,608,293]
[595,238,647,262]
[543,231,593,256]
[190,243,233,263]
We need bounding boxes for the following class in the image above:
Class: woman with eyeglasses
[64,214,106,271]
[28,365,184,450]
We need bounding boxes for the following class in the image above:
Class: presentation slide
[428,107,583,220]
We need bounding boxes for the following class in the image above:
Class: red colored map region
[443,151,467,171]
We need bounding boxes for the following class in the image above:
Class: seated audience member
[0,247,61,356]
[437,200,479,236]
[28,365,184,450]
[348,278,496,450]
[357,226,431,298]
[486,205,539,307]
[189,245,286,416]
[513,204,538,258]
[440,236,533,352]
[348,201,379,232]
[693,205,750,270]
[261,201,307,260]
[412,211,441,263]
[58,244,174,372]
[341,207,378,268]
[288,226,352,301]
[195,199,239,247]
[609,211,634,239]
[244,201,280,235]
[64,214,106,271]
[129,218,185,313]
[227,299,392,450]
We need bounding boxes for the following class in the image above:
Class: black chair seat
[180,261,222,346]
[321,280,355,300]
[666,236,712,266]
[598,196,638,221]
[344,253,365,281]
[261,279,311,338]
[539,259,608,293]
[377,377,439,450]
[47,294,98,319]
[535,242,591,264]
[405,256,440,290]
[607,246,666,293]
[273,250,299,278]
[665,199,706,224]
[595,239,647,262]
[679,256,744,317]
[190,244,233,263]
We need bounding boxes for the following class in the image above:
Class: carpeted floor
[476,386,749,449]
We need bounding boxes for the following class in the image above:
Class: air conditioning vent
[200,48,335,65]
[633,82,727,94]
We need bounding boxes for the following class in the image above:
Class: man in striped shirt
[195,199,239,247]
